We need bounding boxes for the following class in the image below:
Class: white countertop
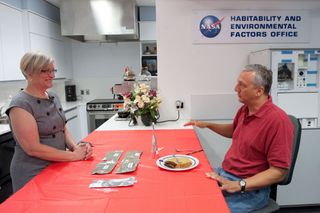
[0,124,10,135]
[0,101,87,136]
[96,114,193,131]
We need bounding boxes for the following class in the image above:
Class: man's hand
[184,120,208,128]
[206,172,241,193]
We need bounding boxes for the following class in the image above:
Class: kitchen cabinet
[0,132,15,203]
[277,129,320,206]
[139,21,156,41]
[139,19,157,76]
[0,3,25,81]
[77,104,88,140]
[141,41,157,76]
[27,12,72,79]
[64,107,81,142]
[29,33,70,79]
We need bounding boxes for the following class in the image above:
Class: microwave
[142,56,157,76]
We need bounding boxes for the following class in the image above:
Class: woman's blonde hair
[20,52,54,78]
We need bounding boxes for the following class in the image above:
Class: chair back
[252,115,302,212]
[279,114,302,186]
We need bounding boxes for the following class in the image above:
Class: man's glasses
[40,69,57,75]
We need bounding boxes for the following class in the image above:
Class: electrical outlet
[85,89,90,95]
[80,90,84,95]
[175,100,184,109]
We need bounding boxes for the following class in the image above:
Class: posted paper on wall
[192,10,310,44]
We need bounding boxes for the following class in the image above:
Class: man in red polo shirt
[184,64,293,213]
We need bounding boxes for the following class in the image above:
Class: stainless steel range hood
[60,0,139,42]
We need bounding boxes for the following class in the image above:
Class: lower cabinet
[65,107,82,142]
[277,129,320,206]
[0,132,15,203]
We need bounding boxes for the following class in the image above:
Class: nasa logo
[199,15,224,38]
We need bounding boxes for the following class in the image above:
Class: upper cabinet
[27,12,73,79]
[139,6,157,75]
[0,4,72,81]
[139,21,156,41]
[0,4,25,81]
[139,6,156,41]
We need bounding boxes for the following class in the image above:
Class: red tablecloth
[0,129,230,213]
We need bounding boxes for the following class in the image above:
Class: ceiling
[46,0,155,8]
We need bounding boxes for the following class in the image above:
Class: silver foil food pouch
[92,150,123,174]
[89,177,137,188]
[115,150,142,174]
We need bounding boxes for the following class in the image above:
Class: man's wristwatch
[239,179,246,193]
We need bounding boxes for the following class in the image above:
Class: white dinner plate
[156,154,199,171]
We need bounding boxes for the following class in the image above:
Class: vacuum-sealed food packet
[92,151,123,174]
[125,150,142,159]
[89,177,137,188]
[115,150,142,174]
[115,158,140,174]
[92,161,117,174]
[102,150,123,161]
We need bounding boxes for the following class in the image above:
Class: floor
[278,206,320,213]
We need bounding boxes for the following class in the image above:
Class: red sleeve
[266,114,294,169]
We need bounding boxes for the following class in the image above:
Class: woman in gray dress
[5,52,93,192]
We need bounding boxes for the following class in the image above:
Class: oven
[86,99,124,133]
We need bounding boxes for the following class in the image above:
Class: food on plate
[164,160,177,168]
[164,157,192,169]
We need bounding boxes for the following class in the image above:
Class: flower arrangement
[123,83,161,125]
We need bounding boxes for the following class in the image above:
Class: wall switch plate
[85,89,90,95]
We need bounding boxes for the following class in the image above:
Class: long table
[0,129,230,213]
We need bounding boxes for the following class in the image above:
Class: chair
[253,115,302,213]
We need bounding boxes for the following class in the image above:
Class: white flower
[137,100,145,108]
[134,95,141,104]
[121,83,161,117]
[124,98,132,108]
[138,83,149,94]
[141,95,150,103]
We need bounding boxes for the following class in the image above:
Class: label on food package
[115,150,142,174]
[91,150,123,174]
[102,150,123,162]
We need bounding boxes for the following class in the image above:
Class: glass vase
[140,113,153,126]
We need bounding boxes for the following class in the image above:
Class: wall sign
[192,10,310,44]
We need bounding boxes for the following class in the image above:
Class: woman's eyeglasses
[40,69,57,75]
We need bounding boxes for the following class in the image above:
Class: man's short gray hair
[244,64,273,95]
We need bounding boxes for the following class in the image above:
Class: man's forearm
[206,123,233,138]
[244,166,288,192]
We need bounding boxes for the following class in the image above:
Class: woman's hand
[72,145,87,161]
[75,142,93,160]
[83,143,93,160]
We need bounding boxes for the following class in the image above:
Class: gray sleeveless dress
[5,91,67,192]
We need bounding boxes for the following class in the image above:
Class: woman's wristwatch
[239,179,246,193]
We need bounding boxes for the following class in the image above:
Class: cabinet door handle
[66,115,77,122]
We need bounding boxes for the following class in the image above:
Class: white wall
[156,0,320,120]
[71,41,140,101]
[0,79,66,107]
